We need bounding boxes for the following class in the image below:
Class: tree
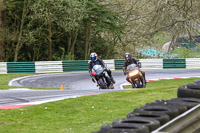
[108,0,200,57]
[83,0,124,59]
[2,0,124,61]
[30,0,87,60]
[30,0,58,61]
[3,0,200,61]
[146,0,200,51]
[3,0,31,62]
[0,0,3,61]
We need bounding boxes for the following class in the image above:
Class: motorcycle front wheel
[141,76,146,88]
[135,80,141,88]
[99,78,107,89]
[131,78,136,88]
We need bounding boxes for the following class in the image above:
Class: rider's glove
[123,67,126,75]
[137,62,141,68]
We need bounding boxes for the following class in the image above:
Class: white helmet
[90,52,97,61]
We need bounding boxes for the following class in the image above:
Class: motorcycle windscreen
[127,64,137,72]
[92,65,104,75]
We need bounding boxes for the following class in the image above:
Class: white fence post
[0,62,7,74]
[140,59,163,70]
[103,59,115,70]
[186,58,200,69]
[35,61,63,73]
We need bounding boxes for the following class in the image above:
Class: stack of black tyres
[94,80,200,133]
[178,80,200,99]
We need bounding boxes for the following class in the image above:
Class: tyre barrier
[178,83,200,99]
[94,80,200,133]
[171,97,200,105]
[194,80,200,84]
[127,112,170,126]
[98,123,150,133]
[154,99,197,110]
[144,102,187,114]
[133,105,180,119]
[112,117,160,132]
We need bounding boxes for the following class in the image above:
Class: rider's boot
[92,78,95,83]
[144,77,147,84]
[110,76,116,84]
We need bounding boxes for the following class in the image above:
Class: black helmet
[125,53,131,61]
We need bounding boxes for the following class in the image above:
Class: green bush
[173,47,195,58]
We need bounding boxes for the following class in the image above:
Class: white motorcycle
[90,65,114,89]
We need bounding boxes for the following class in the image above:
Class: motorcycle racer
[123,52,147,84]
[89,52,115,84]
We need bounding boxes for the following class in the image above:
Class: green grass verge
[0,78,199,133]
[0,73,69,90]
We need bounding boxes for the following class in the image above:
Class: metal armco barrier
[152,104,200,133]
[163,59,186,69]
[1,58,200,74]
[62,60,88,72]
[114,59,125,70]
[7,62,35,73]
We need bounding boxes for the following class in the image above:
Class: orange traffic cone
[60,84,63,90]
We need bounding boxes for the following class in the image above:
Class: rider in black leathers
[123,53,147,83]
[89,52,115,84]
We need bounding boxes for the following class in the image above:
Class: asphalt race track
[1,69,200,107]
[9,69,200,89]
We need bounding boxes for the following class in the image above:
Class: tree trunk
[122,42,126,53]
[67,32,72,53]
[48,22,52,61]
[88,38,91,57]
[14,0,29,62]
[14,29,23,62]
[14,46,19,62]
[0,0,3,61]
[70,30,78,56]
[169,34,178,54]
[67,32,72,59]
[84,23,91,60]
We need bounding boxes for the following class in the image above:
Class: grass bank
[0,78,199,133]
